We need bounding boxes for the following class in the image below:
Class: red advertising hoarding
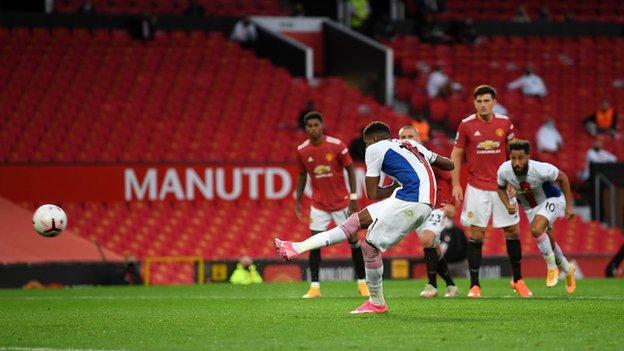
[0,164,372,203]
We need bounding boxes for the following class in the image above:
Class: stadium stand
[1,26,622,283]
[0,27,408,283]
[391,35,624,184]
[0,28,407,164]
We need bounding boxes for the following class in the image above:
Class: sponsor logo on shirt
[313,165,333,178]
[476,140,502,154]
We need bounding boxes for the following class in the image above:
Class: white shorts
[309,206,349,231]
[460,184,520,228]
[416,208,447,245]
[365,197,432,252]
[524,195,565,228]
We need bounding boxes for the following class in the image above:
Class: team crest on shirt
[404,209,415,218]
[495,128,505,137]
[325,152,334,161]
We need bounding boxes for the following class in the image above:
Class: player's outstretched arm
[450,146,464,203]
[555,170,575,219]
[432,154,455,171]
[365,176,400,200]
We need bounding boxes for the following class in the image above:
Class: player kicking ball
[275,121,454,314]
[496,140,576,293]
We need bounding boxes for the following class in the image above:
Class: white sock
[365,267,385,306]
[292,227,347,253]
[535,233,557,269]
[310,282,320,289]
[553,243,571,273]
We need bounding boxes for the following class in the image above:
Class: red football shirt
[296,135,353,211]
[454,113,515,191]
[434,168,452,209]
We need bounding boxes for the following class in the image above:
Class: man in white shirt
[230,19,257,47]
[497,140,576,292]
[536,118,563,153]
[580,138,618,180]
[427,66,449,98]
[507,68,547,97]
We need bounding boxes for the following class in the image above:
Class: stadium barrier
[143,256,205,286]
[252,19,313,80]
[0,254,613,288]
[323,20,393,105]
[0,262,127,288]
[590,163,624,229]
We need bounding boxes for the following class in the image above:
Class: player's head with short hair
[363,121,391,147]
[473,85,497,119]
[398,125,420,142]
[303,111,324,140]
[473,85,497,99]
[509,139,531,175]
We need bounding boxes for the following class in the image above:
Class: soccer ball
[32,204,67,238]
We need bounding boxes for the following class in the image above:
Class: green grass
[1,279,623,351]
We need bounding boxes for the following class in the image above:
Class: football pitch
[1,279,623,351]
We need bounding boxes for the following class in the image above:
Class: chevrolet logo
[476,140,500,150]
[313,165,331,175]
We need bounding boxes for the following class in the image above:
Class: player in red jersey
[398,126,458,298]
[450,85,532,298]
[295,112,368,298]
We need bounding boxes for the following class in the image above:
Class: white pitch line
[0,347,125,351]
[1,295,624,301]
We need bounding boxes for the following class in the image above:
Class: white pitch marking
[1,295,623,301]
[0,347,125,351]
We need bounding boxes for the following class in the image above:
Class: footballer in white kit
[496,140,576,292]
[275,121,455,314]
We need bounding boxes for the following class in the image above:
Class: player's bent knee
[419,231,436,248]
[338,214,361,243]
[360,240,382,269]
[530,223,547,238]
